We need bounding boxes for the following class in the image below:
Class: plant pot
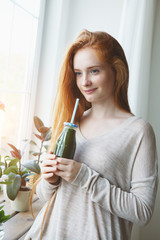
[10,187,31,212]
[2,185,10,202]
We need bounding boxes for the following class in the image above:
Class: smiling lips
[84,88,97,94]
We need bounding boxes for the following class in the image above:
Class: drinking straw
[70,98,79,124]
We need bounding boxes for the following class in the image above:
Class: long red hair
[51,29,131,150]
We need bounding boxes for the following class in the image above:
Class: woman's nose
[82,73,92,86]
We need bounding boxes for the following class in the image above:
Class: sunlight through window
[0,0,44,156]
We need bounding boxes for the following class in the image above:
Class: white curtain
[118,0,157,120]
[118,1,157,239]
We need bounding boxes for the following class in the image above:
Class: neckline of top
[77,115,139,141]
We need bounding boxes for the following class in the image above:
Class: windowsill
[0,191,44,240]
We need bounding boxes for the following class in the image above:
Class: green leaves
[0,181,12,185]
[1,151,40,201]
[8,158,19,167]
[2,157,19,175]
[0,206,10,223]
[0,155,4,177]
[21,168,30,176]
[0,156,19,177]
[22,160,41,174]
[3,166,19,175]
[7,173,21,200]
[0,118,48,201]
[0,116,49,201]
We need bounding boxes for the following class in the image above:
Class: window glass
[0,0,42,156]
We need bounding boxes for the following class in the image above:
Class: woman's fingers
[56,163,68,171]
[43,173,54,179]
[45,153,56,160]
[40,153,61,184]
[42,166,58,174]
[42,159,57,167]
[53,158,81,183]
[41,156,81,183]
[57,158,72,165]
[56,158,74,172]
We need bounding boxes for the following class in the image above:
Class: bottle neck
[63,122,78,128]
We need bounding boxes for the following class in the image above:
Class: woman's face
[73,47,115,104]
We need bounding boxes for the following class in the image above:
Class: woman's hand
[54,157,82,183]
[41,153,60,185]
[41,152,82,184]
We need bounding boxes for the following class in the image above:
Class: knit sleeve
[36,178,60,202]
[72,123,158,226]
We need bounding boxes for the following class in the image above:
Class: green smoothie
[53,122,78,159]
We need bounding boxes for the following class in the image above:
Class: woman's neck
[90,100,118,120]
[87,102,131,121]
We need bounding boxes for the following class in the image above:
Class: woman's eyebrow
[74,65,102,71]
[88,65,102,69]
[73,68,81,71]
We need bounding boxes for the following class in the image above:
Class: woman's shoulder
[129,115,155,138]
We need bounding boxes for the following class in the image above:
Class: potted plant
[0,155,13,202]
[0,143,40,212]
[0,205,10,240]
[0,178,10,240]
[26,116,52,187]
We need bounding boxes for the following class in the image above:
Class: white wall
[35,0,160,239]
[66,0,124,42]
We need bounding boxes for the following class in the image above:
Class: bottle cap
[64,122,78,128]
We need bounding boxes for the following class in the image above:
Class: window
[0,0,45,155]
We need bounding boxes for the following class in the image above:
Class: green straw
[71,98,79,124]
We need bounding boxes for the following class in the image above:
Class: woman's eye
[90,69,99,74]
[75,72,82,76]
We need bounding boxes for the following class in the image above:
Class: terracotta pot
[10,187,31,212]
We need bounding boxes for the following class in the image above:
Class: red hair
[51,29,131,149]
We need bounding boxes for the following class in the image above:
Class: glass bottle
[53,122,78,159]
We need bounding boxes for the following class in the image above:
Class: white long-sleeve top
[25,116,158,240]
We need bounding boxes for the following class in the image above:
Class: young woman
[25,30,158,240]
